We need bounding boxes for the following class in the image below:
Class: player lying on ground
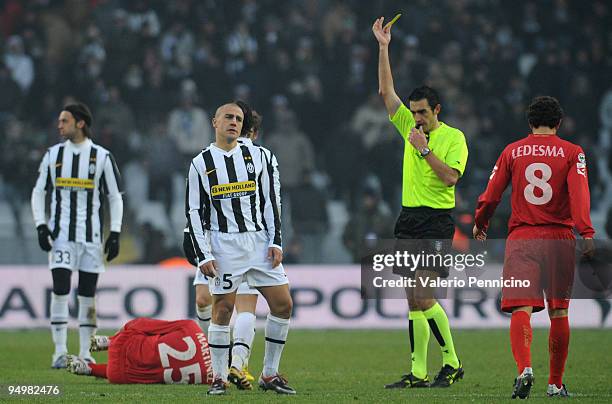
[473,96,596,399]
[66,318,212,384]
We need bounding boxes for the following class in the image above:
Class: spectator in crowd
[167,79,212,166]
[4,35,34,94]
[343,183,395,263]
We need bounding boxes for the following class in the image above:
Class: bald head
[212,103,244,147]
[215,103,243,119]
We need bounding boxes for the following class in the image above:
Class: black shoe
[512,368,534,399]
[207,378,228,395]
[258,373,296,395]
[384,373,430,389]
[431,361,464,387]
[547,383,570,397]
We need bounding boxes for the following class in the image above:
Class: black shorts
[393,207,455,278]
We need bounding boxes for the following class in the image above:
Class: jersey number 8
[524,162,553,205]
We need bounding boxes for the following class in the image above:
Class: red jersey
[107,318,212,384]
[474,134,594,238]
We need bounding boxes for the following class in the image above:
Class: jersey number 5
[158,336,202,384]
[524,162,553,205]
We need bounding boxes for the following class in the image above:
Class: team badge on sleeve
[576,153,586,177]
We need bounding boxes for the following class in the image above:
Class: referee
[373,17,468,388]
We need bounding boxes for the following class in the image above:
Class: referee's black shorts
[393,206,455,278]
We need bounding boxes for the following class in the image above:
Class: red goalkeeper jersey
[107,318,212,384]
[474,134,594,238]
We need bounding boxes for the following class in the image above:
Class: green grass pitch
[0,328,610,402]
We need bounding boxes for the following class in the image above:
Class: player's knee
[270,296,293,319]
[549,308,568,318]
[212,299,234,324]
[195,293,212,309]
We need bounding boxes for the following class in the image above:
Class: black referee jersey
[186,141,281,263]
[31,138,124,244]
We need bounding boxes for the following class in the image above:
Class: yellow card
[384,13,401,29]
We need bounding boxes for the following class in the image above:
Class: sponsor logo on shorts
[55,177,94,191]
[211,181,256,200]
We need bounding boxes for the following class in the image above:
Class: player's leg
[77,242,106,362]
[510,306,535,399]
[547,308,570,397]
[256,283,295,394]
[195,283,213,335]
[50,267,72,368]
[231,287,258,378]
[545,234,574,397]
[77,270,99,362]
[208,290,238,394]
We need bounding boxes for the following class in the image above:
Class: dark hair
[63,103,93,137]
[526,96,564,129]
[408,86,441,110]
[233,100,253,137]
[251,111,262,134]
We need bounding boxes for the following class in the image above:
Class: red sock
[89,363,108,379]
[510,311,532,374]
[549,316,570,388]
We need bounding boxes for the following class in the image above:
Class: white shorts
[193,269,261,295]
[208,230,288,295]
[48,240,105,273]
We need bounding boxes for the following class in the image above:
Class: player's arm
[31,150,53,251]
[567,147,595,256]
[260,151,283,267]
[373,17,401,116]
[473,149,511,239]
[102,152,124,261]
[185,161,217,276]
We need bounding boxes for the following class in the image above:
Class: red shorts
[501,225,576,313]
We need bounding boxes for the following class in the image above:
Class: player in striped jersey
[186,102,294,395]
[186,106,277,389]
[31,103,123,369]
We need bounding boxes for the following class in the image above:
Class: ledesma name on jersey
[55,177,95,191]
[211,180,256,200]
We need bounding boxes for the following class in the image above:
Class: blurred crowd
[1,0,611,263]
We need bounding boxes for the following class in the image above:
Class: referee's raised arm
[373,17,401,116]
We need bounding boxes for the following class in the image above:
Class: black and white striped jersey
[31,138,124,244]
[186,141,281,264]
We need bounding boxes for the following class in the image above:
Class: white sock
[231,312,256,370]
[77,295,96,357]
[208,323,231,381]
[263,314,290,377]
[50,293,69,355]
[196,304,212,336]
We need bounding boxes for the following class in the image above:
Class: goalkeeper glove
[36,225,53,251]
[104,231,120,261]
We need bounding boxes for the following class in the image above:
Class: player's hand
[268,247,283,268]
[372,17,392,46]
[36,224,53,251]
[409,126,428,151]
[199,260,218,278]
[104,231,120,261]
[473,225,487,241]
[182,231,198,267]
[582,238,595,259]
